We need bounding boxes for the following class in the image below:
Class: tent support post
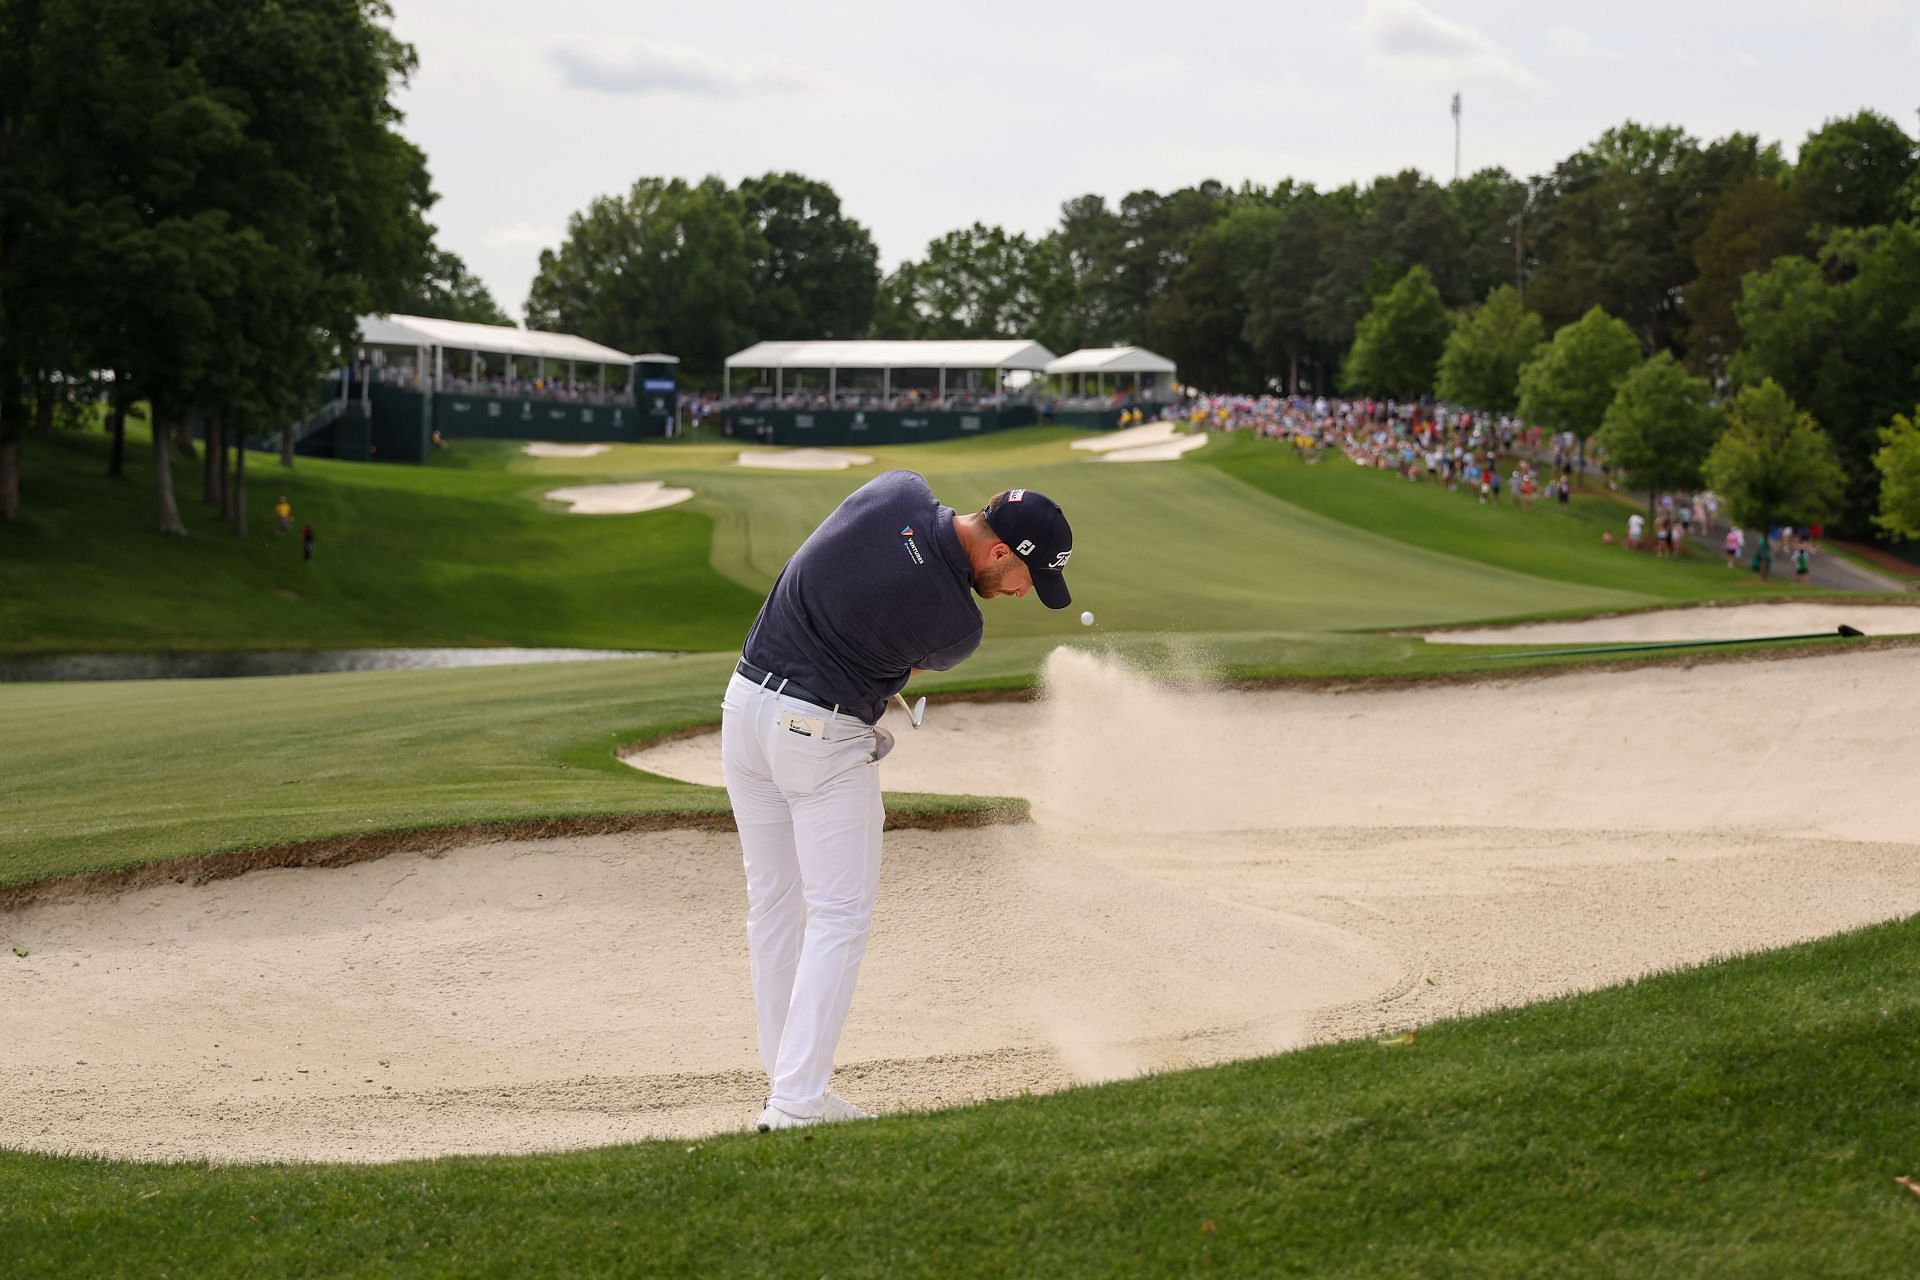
[829,367,836,404]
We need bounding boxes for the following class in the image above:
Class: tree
[1149,203,1283,391]
[1338,265,1450,399]
[405,248,510,325]
[1871,407,1920,540]
[1732,223,1920,530]
[1680,174,1810,379]
[884,224,1066,340]
[1435,284,1544,411]
[1702,380,1845,531]
[1516,306,1643,454]
[526,176,757,381]
[737,173,879,340]
[1795,110,1918,232]
[1595,352,1719,510]
[1527,124,1765,354]
[1447,167,1531,306]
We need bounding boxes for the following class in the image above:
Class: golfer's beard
[972,559,1019,598]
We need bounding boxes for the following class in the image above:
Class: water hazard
[0,647,670,682]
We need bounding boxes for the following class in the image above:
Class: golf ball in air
[1080,611,1095,626]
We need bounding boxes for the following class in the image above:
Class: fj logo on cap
[1017,539,1035,556]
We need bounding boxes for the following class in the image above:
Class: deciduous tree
[1595,352,1719,511]
[1871,407,1920,540]
[1702,379,1845,531]
[1516,306,1643,455]
[1338,266,1450,399]
[1435,284,1544,411]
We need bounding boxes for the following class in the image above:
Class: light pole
[1451,92,1462,182]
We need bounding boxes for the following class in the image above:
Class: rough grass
[3,914,1916,1277]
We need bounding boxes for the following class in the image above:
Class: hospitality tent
[356,314,648,394]
[1044,346,1178,400]
[724,339,1056,403]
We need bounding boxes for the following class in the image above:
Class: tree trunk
[280,421,295,468]
[0,434,18,521]
[1288,351,1299,396]
[231,429,247,537]
[107,398,127,478]
[202,416,219,505]
[153,415,186,536]
[218,421,233,522]
[33,390,54,442]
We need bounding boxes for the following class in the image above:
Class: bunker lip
[0,804,1026,914]
[1422,601,1920,647]
[8,646,1917,1164]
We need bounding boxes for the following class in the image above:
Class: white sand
[1426,602,1920,646]
[1092,434,1208,463]
[1069,420,1182,452]
[522,442,611,458]
[6,648,1916,1163]
[735,449,875,471]
[544,481,694,515]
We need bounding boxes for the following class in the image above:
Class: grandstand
[298,315,679,463]
[720,339,1178,444]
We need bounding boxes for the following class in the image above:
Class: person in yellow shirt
[274,496,292,535]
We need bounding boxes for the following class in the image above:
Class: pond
[0,647,671,682]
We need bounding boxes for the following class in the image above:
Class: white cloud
[1353,0,1542,94]
[546,37,810,97]
[1546,26,1614,60]
[481,223,562,251]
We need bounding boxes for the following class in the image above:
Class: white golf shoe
[756,1103,821,1133]
[821,1092,874,1122]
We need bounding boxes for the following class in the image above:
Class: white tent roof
[1045,346,1177,376]
[357,314,638,365]
[726,339,1056,372]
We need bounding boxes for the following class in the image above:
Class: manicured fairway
[0,425,1811,656]
[4,914,1915,1277]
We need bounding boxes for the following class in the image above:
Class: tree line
[0,0,506,532]
[529,112,1920,537]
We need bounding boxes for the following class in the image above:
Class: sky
[385,0,1920,319]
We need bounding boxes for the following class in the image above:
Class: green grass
[3,424,1822,655]
[5,913,1916,1277]
[5,419,1915,1277]
[0,428,765,653]
[1199,434,1797,603]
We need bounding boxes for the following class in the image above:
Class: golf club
[893,691,927,728]
[1487,623,1864,661]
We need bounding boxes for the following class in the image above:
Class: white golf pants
[720,671,887,1118]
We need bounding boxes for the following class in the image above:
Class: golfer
[723,470,1073,1132]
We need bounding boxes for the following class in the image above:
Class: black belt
[735,659,842,714]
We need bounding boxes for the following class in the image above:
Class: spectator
[1627,512,1645,550]
[274,495,292,535]
[1725,526,1744,568]
[301,523,315,562]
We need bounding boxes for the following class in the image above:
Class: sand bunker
[544,481,694,515]
[735,449,875,471]
[1427,602,1920,646]
[1068,420,1205,463]
[1069,420,1181,452]
[7,648,1917,1163]
[522,442,611,458]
